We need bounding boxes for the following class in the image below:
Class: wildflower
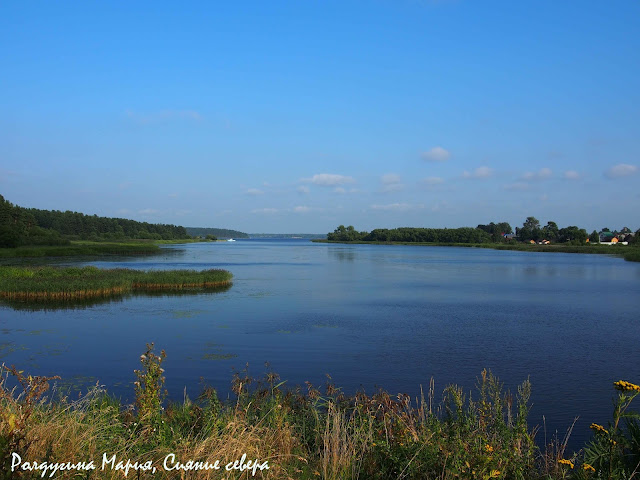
[485,444,494,453]
[613,380,640,392]
[583,463,595,473]
[558,459,574,469]
[590,423,608,434]
[489,470,501,478]
[140,355,147,361]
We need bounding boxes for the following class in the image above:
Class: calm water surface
[1,239,639,449]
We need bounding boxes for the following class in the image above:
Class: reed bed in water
[0,266,233,301]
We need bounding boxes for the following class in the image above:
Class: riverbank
[0,238,222,259]
[0,266,233,301]
[312,239,640,262]
[1,348,637,480]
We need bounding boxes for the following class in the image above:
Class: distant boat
[227,239,236,242]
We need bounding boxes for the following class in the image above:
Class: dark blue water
[1,239,639,450]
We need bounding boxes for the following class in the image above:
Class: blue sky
[1,1,638,233]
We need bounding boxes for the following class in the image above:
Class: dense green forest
[0,195,189,247]
[327,218,639,245]
[327,225,493,243]
[185,227,249,239]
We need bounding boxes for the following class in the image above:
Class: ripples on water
[1,239,639,450]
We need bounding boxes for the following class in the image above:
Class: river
[1,239,639,449]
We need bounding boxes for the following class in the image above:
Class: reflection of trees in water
[0,285,232,312]
[329,248,357,262]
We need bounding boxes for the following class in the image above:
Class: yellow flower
[583,463,595,473]
[485,444,494,452]
[613,380,640,392]
[590,423,608,434]
[489,470,501,478]
[558,459,574,469]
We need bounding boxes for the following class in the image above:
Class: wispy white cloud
[421,176,445,186]
[604,164,637,179]
[126,109,203,124]
[297,185,310,194]
[168,193,179,198]
[303,173,356,186]
[251,208,278,214]
[334,187,346,194]
[380,173,405,192]
[370,203,424,212]
[381,173,401,184]
[521,167,552,181]
[421,146,451,162]
[563,170,581,180]
[462,166,493,179]
[246,188,264,196]
[293,206,311,213]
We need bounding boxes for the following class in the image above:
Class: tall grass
[3,347,636,479]
[0,266,233,301]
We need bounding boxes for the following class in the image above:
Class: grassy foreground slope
[1,346,638,480]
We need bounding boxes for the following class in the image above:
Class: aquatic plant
[0,266,233,301]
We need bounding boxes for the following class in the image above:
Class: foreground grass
[0,266,233,301]
[313,240,640,263]
[1,347,638,480]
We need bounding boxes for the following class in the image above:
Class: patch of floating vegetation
[0,342,27,359]
[0,265,233,303]
[201,341,237,361]
[202,352,237,360]
[172,309,206,319]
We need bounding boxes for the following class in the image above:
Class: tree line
[327,225,492,243]
[327,218,639,245]
[0,195,190,247]
[185,227,249,239]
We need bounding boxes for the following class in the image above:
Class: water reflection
[0,285,232,311]
[328,247,357,262]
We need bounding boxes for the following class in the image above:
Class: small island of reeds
[0,266,233,302]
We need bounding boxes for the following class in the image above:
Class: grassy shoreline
[0,266,233,301]
[1,348,638,480]
[0,238,222,258]
[313,239,640,262]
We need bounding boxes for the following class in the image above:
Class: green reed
[0,266,233,301]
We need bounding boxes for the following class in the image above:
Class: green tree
[558,226,588,244]
[542,221,559,242]
[519,217,541,242]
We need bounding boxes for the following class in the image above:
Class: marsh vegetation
[0,266,233,302]
[1,346,638,479]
